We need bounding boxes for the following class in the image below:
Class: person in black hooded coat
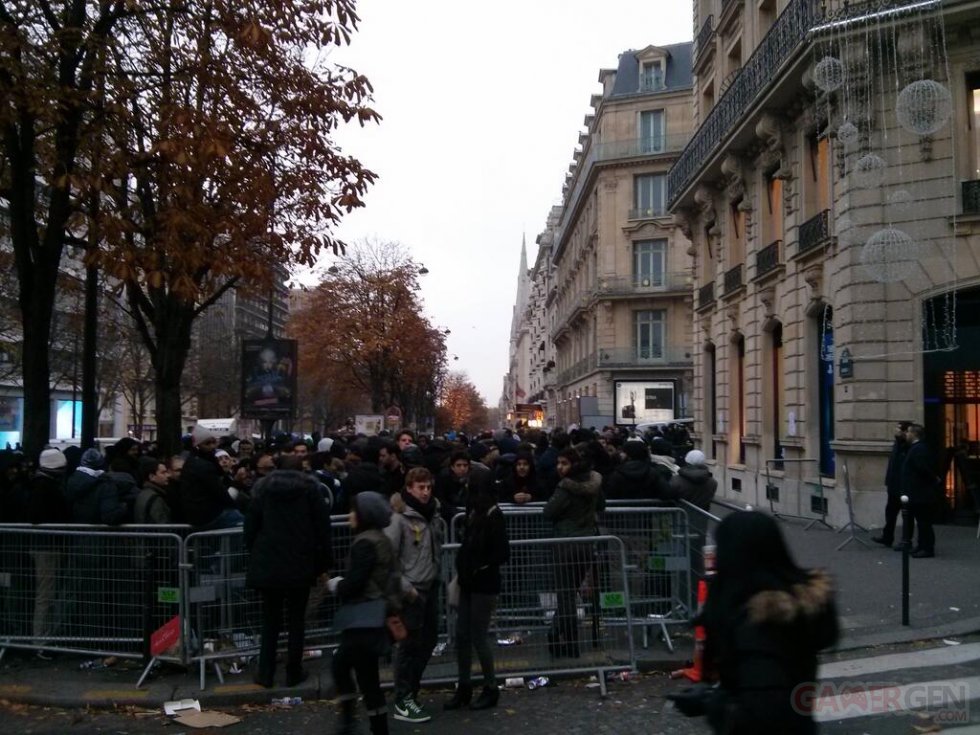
[604,439,667,500]
[245,455,332,688]
[699,511,838,734]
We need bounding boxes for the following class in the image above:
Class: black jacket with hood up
[604,459,666,500]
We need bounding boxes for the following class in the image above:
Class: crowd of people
[0,423,845,735]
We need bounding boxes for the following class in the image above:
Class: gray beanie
[192,424,216,445]
[354,491,392,530]
[80,448,103,469]
[38,448,66,471]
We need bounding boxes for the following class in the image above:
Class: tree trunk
[146,299,195,458]
[20,312,53,458]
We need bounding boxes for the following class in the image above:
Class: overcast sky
[320,0,692,403]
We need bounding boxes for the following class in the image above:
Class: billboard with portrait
[240,339,297,420]
[614,380,675,426]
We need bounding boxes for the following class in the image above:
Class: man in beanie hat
[30,448,70,656]
[180,424,242,529]
[668,449,717,513]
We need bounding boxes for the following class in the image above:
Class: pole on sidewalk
[900,495,910,626]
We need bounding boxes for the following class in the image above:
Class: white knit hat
[317,437,334,453]
[39,448,67,470]
[684,449,707,466]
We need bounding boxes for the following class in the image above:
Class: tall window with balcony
[759,171,783,276]
[633,239,666,289]
[724,199,746,295]
[964,73,980,214]
[805,133,830,217]
[705,341,717,459]
[639,110,665,154]
[767,322,785,470]
[634,174,666,219]
[640,60,664,92]
[635,310,665,361]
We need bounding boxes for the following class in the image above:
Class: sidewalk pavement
[0,514,976,711]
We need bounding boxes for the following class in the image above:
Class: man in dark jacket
[434,450,492,525]
[245,455,332,687]
[900,424,940,558]
[179,425,242,529]
[604,439,667,500]
[667,449,718,512]
[873,421,912,549]
[30,448,70,652]
[379,439,407,497]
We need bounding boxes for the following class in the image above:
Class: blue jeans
[200,508,245,531]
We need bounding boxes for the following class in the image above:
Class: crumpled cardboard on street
[173,710,241,728]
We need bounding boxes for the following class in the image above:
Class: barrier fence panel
[0,527,184,669]
[426,536,634,693]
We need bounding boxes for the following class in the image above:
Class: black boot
[469,686,499,710]
[369,713,389,735]
[443,683,472,710]
[336,697,357,735]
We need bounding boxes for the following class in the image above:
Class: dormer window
[640,60,664,92]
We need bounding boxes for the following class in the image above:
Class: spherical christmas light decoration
[836,121,859,148]
[852,153,887,188]
[896,79,952,135]
[860,228,919,283]
[813,56,845,92]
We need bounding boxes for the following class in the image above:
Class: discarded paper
[163,698,201,716]
[174,710,241,728]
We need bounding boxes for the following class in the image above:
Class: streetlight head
[327,265,339,274]
[444,328,451,335]
[418,266,429,275]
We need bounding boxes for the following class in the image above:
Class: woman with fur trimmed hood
[700,511,839,734]
[542,447,605,658]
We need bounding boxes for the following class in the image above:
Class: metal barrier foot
[213,661,225,685]
[199,659,206,691]
[136,657,157,689]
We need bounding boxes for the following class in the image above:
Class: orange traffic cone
[671,579,708,682]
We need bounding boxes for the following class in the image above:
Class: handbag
[386,614,408,642]
[447,575,460,608]
[332,598,386,632]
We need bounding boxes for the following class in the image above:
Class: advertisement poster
[240,339,297,420]
[614,380,675,425]
[355,415,384,436]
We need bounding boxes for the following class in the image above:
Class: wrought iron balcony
[597,346,693,368]
[597,272,693,296]
[963,179,980,215]
[667,0,818,205]
[592,133,689,160]
[639,72,665,92]
[798,209,830,255]
[694,15,715,61]
[698,281,715,308]
[723,264,744,296]
[755,239,782,277]
[555,354,597,386]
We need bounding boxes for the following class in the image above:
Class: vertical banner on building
[240,339,298,420]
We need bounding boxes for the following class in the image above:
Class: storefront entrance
[923,286,980,522]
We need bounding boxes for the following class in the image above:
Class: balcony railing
[550,291,594,338]
[694,15,715,61]
[597,346,693,368]
[668,0,818,205]
[698,281,715,308]
[723,264,744,295]
[963,179,980,215]
[597,272,693,296]
[592,133,689,161]
[755,239,782,277]
[555,354,597,386]
[628,205,668,220]
[798,209,830,255]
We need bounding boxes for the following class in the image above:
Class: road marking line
[820,642,980,679]
[813,674,980,723]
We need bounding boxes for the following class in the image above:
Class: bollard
[900,495,910,627]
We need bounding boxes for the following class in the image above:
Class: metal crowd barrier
[0,526,185,678]
[435,536,634,695]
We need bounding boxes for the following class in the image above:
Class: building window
[640,60,664,91]
[705,342,717,459]
[765,171,784,245]
[639,110,665,153]
[729,199,745,266]
[633,239,666,288]
[634,174,666,217]
[634,310,665,360]
[806,132,830,217]
[770,322,784,470]
[731,333,746,464]
[817,307,835,476]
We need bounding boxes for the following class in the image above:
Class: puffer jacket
[542,470,605,537]
[244,470,332,589]
[604,459,666,500]
[668,465,718,511]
